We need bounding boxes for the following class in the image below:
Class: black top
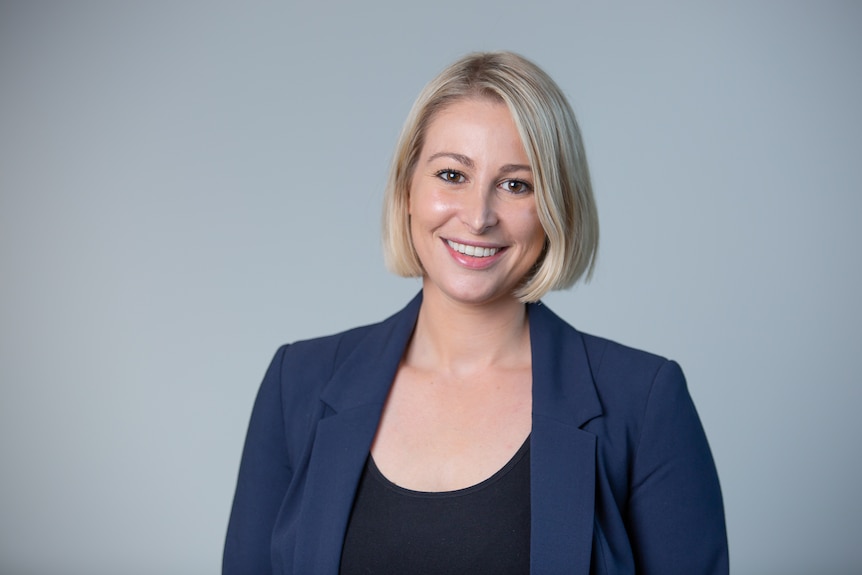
[339,437,531,574]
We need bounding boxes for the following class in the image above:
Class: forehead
[420,98,527,161]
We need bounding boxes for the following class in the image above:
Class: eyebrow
[499,163,532,174]
[426,152,532,174]
[428,152,474,168]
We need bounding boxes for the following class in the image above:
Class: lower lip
[443,240,506,270]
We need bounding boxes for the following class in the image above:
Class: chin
[430,279,520,307]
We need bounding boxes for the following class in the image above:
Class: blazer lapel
[529,302,603,575]
[292,294,422,574]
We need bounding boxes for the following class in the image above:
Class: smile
[446,240,500,258]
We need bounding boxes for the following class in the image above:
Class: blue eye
[436,169,466,184]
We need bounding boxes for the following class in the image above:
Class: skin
[371,98,545,492]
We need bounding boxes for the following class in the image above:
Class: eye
[502,179,533,195]
[435,169,466,184]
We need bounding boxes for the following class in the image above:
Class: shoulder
[531,301,686,419]
[255,312,410,454]
[541,310,702,470]
[580,331,678,389]
[267,293,423,398]
[532,301,677,385]
[272,320,388,389]
[581,330,688,423]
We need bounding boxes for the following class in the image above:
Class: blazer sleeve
[223,345,292,575]
[626,360,729,574]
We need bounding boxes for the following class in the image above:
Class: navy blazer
[224,293,728,574]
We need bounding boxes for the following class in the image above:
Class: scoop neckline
[367,434,531,499]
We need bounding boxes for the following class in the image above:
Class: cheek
[410,188,452,225]
[513,206,545,245]
[531,215,546,244]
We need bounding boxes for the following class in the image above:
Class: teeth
[447,240,499,258]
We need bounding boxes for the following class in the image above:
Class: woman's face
[408,97,546,307]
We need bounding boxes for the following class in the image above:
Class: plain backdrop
[1,2,860,574]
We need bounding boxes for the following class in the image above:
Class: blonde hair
[382,51,598,302]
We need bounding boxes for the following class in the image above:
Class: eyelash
[503,179,533,195]
[435,169,466,184]
[434,169,533,195]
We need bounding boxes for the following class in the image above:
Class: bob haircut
[382,51,598,302]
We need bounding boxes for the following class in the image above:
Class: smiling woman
[223,52,728,575]
[406,98,546,307]
[383,52,598,303]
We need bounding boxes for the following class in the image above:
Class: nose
[461,187,498,234]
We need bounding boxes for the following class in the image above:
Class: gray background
[1,1,860,574]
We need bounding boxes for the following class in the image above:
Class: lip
[444,237,504,250]
[441,237,507,270]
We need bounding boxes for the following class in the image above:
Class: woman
[224,51,728,574]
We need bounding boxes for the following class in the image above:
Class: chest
[370,364,532,492]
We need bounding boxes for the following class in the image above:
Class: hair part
[382,51,598,302]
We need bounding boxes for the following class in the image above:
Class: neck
[407,286,532,376]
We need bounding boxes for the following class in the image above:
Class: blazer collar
[528,300,603,427]
[319,291,422,413]
[316,293,603,424]
[528,301,603,574]
[292,294,421,574]
[295,292,603,574]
